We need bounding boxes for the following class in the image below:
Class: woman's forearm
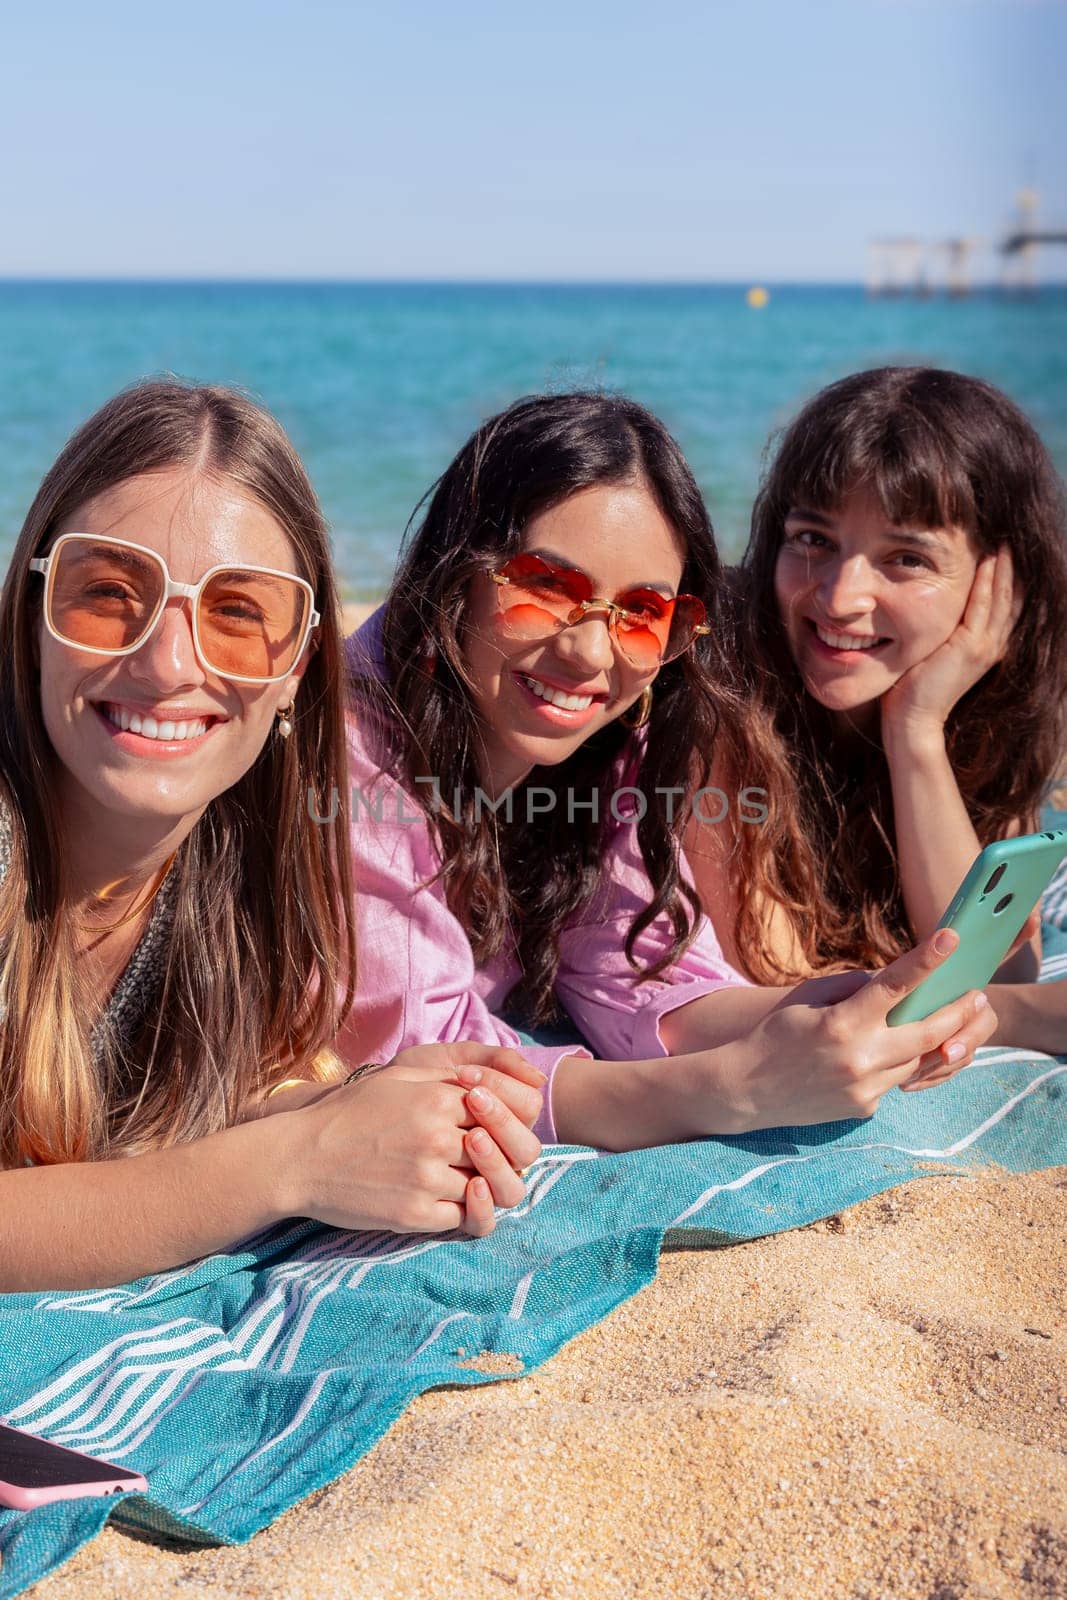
[987,980,1067,1055]
[0,1117,291,1293]
[884,725,981,939]
[550,1050,744,1151]
[551,935,1002,1149]
[240,1079,336,1121]
[552,984,834,1148]
[656,984,799,1054]
[884,729,1042,976]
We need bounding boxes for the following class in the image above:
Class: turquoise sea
[2,282,1065,596]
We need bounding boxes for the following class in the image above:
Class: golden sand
[31,1166,1065,1599]
[341,601,376,635]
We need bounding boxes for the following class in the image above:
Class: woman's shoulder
[344,692,424,809]
[344,602,388,681]
[343,606,406,775]
[344,707,443,886]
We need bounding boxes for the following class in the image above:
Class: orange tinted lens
[495,555,587,637]
[614,589,674,668]
[663,594,707,660]
[48,538,163,650]
[197,570,309,679]
[615,592,706,667]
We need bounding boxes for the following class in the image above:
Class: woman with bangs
[687,366,1067,1073]
[0,380,544,1294]
[341,390,997,1152]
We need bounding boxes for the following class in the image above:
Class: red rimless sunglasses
[489,552,710,670]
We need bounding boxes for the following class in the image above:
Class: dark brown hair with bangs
[729,365,1067,979]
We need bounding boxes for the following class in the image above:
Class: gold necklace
[78,853,177,940]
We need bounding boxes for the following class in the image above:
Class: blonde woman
[0,380,541,1293]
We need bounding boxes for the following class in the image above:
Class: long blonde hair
[0,380,356,1165]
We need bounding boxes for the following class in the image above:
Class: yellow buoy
[746,286,769,309]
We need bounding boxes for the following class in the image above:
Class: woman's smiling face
[773,484,981,718]
[462,480,686,793]
[37,464,310,832]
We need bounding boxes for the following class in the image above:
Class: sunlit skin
[764,478,1040,1035]
[461,481,686,794]
[773,484,983,729]
[37,466,310,905]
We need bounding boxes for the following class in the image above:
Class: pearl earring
[276,702,294,740]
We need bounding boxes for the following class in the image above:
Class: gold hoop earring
[621,685,652,729]
[276,702,294,740]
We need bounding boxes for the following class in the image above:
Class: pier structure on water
[866,190,1066,297]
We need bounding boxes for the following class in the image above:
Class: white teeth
[815,626,882,651]
[104,706,208,741]
[520,675,594,712]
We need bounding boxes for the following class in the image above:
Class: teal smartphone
[887,829,1067,1025]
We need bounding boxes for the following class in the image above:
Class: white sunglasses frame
[29,532,321,686]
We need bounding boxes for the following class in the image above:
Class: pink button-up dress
[338,613,750,1141]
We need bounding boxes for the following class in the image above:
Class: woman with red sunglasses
[342,392,995,1150]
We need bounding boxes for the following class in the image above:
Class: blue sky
[1,0,1063,280]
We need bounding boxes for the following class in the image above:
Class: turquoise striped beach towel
[2,829,1065,1598]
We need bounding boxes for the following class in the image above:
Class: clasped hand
[289,1041,545,1238]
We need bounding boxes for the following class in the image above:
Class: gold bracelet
[264,1077,308,1101]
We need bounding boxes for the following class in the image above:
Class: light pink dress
[338,613,750,1141]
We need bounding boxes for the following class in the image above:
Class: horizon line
[3,273,1065,290]
[0,273,864,287]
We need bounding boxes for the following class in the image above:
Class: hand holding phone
[0,1421,147,1510]
[887,829,1067,1026]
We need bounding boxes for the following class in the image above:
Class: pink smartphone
[0,1421,147,1509]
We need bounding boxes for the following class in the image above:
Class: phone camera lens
[982,863,1007,895]
[992,893,1015,915]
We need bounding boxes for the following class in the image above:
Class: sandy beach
[342,601,377,637]
[29,1165,1065,1600]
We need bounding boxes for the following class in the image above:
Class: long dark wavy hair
[0,380,357,1165]
[731,365,1067,980]
[350,391,743,1025]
